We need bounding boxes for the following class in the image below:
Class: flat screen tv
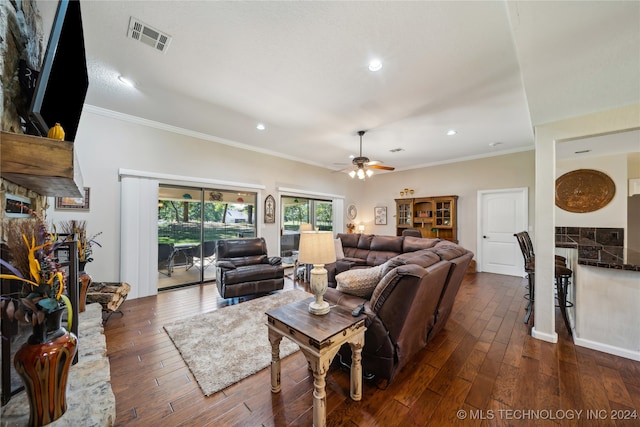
[28,0,88,142]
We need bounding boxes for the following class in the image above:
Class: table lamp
[358,224,365,233]
[298,231,336,315]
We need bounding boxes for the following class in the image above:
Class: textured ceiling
[40,1,640,171]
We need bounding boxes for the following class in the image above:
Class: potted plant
[0,207,77,426]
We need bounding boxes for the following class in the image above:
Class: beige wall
[556,153,628,229]
[47,108,535,283]
[47,109,360,282]
[533,104,640,343]
[356,151,535,255]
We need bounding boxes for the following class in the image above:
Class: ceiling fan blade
[369,164,395,171]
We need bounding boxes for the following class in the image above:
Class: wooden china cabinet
[395,195,458,243]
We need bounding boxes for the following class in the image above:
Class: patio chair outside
[184,240,217,272]
[158,242,174,276]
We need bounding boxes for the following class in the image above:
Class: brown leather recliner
[215,238,284,298]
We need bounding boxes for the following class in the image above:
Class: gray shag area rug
[164,289,311,396]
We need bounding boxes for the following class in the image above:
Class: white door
[477,188,528,276]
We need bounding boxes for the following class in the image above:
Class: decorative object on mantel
[264,194,275,223]
[298,231,336,315]
[0,209,77,426]
[47,122,65,140]
[555,169,616,213]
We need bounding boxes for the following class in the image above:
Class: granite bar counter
[555,227,639,361]
[556,227,640,271]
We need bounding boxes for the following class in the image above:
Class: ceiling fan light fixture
[347,129,395,179]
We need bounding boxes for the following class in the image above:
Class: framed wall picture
[55,187,90,211]
[374,206,387,225]
[264,194,276,223]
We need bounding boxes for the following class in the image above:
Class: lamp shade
[299,223,313,232]
[298,231,336,265]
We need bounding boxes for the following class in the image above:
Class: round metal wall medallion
[555,169,616,213]
[347,204,357,220]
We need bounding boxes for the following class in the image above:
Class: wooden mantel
[0,131,83,197]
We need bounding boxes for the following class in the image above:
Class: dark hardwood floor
[104,272,640,426]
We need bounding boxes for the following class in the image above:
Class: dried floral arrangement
[57,220,102,263]
[0,206,72,328]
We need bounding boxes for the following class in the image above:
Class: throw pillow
[334,238,345,260]
[336,264,384,298]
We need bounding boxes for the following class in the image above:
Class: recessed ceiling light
[446,129,457,136]
[256,123,265,130]
[117,75,135,88]
[368,59,382,72]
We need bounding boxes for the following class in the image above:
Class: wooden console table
[266,298,365,427]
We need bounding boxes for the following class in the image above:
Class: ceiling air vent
[127,17,172,53]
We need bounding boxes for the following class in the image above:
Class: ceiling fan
[348,130,395,179]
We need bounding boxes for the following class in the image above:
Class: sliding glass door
[158,185,256,290]
[280,196,333,262]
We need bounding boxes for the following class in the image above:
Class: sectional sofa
[323,233,473,384]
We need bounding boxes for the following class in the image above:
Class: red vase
[14,307,78,426]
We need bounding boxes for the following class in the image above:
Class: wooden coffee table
[266,297,366,427]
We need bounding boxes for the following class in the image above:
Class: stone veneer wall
[1,4,115,424]
[0,0,48,230]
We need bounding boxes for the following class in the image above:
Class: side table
[266,298,366,427]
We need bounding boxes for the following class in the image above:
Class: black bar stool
[555,265,573,336]
[514,231,573,335]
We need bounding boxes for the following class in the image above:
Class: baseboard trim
[573,336,640,362]
[531,327,558,343]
